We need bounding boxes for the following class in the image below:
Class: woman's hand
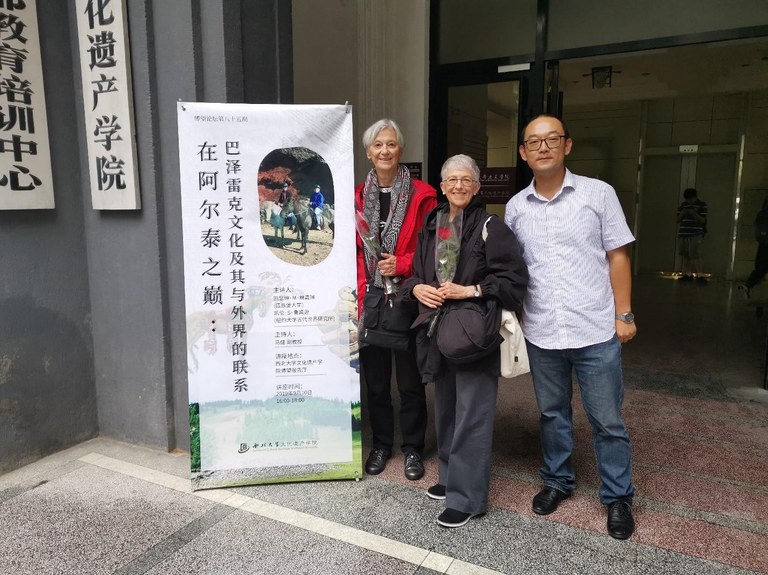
[378,253,397,277]
[413,283,445,309]
[437,281,474,300]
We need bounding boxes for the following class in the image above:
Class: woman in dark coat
[401,154,528,528]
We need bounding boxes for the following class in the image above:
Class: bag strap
[481,216,493,242]
[454,214,493,285]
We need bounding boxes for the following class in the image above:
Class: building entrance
[638,152,737,278]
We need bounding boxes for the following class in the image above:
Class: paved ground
[1,276,767,574]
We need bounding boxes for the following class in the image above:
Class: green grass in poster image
[190,403,201,473]
[215,431,363,488]
[191,399,362,479]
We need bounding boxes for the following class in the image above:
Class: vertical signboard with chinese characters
[0,0,55,209]
[178,103,361,489]
[75,0,140,209]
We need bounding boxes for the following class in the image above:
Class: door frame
[428,64,534,190]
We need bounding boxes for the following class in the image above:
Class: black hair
[683,188,697,200]
[520,114,570,141]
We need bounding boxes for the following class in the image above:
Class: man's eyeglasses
[523,135,566,151]
[443,177,477,187]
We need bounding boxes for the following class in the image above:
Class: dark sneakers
[532,486,571,515]
[607,500,635,540]
[427,484,446,500]
[437,508,482,528]
[364,448,391,475]
[404,451,425,481]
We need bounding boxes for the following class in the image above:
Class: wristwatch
[473,285,481,298]
[615,311,635,324]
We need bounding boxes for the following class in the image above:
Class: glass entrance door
[444,81,520,205]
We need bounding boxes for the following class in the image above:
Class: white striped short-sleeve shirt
[504,169,635,350]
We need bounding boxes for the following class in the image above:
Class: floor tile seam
[505,404,768,435]
[495,460,768,497]
[630,427,768,452]
[506,400,767,424]
[78,453,504,575]
[110,504,236,575]
[638,497,768,537]
[492,467,768,534]
[634,461,768,493]
[627,406,768,427]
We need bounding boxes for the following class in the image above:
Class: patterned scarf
[361,164,412,288]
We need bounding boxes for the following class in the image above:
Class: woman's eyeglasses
[443,177,477,187]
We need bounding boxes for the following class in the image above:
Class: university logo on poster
[177,103,361,489]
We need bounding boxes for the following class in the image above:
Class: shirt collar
[525,168,575,202]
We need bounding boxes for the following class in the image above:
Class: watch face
[622,312,635,323]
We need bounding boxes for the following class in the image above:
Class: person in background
[676,187,708,283]
[403,154,527,528]
[355,119,437,481]
[739,198,768,301]
[505,114,637,540]
[278,182,291,207]
[310,184,325,229]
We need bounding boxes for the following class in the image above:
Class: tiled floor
[1,276,766,574]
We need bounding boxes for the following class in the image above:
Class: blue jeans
[526,336,634,504]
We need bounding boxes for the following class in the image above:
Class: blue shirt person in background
[505,114,637,540]
[310,185,325,229]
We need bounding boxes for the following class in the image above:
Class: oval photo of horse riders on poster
[258,147,335,267]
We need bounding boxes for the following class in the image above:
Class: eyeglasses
[443,177,477,187]
[523,135,566,151]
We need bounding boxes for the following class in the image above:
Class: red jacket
[355,178,437,317]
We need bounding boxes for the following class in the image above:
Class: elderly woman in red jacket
[355,119,437,480]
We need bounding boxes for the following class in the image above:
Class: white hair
[362,118,405,149]
[441,154,479,181]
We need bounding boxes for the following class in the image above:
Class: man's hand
[616,320,636,344]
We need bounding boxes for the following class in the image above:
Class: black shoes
[404,451,425,481]
[607,500,635,540]
[437,508,483,528]
[365,449,424,479]
[427,484,446,500]
[364,448,391,475]
[532,486,571,515]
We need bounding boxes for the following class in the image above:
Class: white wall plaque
[75,0,140,209]
[0,0,55,209]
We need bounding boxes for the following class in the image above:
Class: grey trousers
[434,367,498,514]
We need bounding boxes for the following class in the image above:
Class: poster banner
[177,103,361,490]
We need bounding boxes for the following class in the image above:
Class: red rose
[437,227,452,240]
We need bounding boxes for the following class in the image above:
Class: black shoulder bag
[435,216,503,364]
[359,284,416,351]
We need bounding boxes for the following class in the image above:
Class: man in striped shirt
[505,115,637,540]
[676,188,708,283]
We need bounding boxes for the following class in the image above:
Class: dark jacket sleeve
[476,215,528,312]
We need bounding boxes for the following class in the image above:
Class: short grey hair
[362,118,405,149]
[441,154,480,181]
